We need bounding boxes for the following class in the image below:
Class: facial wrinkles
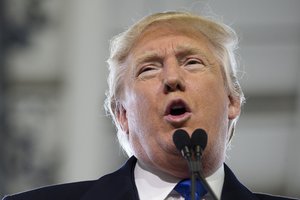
[121,31,232,177]
[125,35,227,128]
[130,26,225,80]
[176,44,215,65]
[131,44,216,83]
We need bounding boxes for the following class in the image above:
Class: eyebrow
[134,51,162,67]
[133,43,211,67]
[175,44,209,59]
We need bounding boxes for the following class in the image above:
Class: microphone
[173,128,219,200]
[191,129,218,200]
[173,129,197,199]
[173,129,192,160]
[191,128,207,161]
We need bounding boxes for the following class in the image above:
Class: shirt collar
[134,161,224,200]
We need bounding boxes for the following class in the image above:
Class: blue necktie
[174,179,207,200]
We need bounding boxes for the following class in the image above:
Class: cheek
[193,78,230,144]
[194,80,228,117]
[126,83,161,114]
[124,88,156,133]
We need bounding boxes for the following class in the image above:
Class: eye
[136,63,161,79]
[185,58,203,65]
[183,58,205,70]
[140,66,156,73]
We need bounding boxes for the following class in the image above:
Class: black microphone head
[172,129,191,151]
[191,128,208,150]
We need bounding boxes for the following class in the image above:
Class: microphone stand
[186,158,197,200]
[188,160,198,200]
[180,145,197,200]
[193,148,219,200]
[184,151,220,200]
[173,129,218,200]
[195,161,219,200]
[187,159,219,200]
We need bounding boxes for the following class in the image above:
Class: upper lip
[164,99,191,116]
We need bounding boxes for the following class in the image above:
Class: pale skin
[117,25,241,179]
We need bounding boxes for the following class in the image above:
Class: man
[3,11,297,200]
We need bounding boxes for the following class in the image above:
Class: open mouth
[164,99,191,126]
[165,99,191,116]
[170,104,188,116]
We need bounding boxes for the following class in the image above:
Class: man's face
[117,26,240,178]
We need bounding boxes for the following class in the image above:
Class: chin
[170,157,191,178]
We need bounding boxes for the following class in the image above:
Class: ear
[228,95,241,120]
[116,104,129,134]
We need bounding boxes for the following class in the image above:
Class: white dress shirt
[134,161,224,200]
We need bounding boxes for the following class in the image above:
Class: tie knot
[174,179,207,200]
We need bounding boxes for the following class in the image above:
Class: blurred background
[0,0,299,198]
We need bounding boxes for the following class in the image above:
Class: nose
[163,65,185,93]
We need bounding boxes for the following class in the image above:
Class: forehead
[129,24,216,61]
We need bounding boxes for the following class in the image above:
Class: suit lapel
[79,158,260,200]
[80,156,139,200]
[221,164,259,200]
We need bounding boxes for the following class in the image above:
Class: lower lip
[164,112,192,125]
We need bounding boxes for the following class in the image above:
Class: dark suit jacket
[3,156,297,200]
